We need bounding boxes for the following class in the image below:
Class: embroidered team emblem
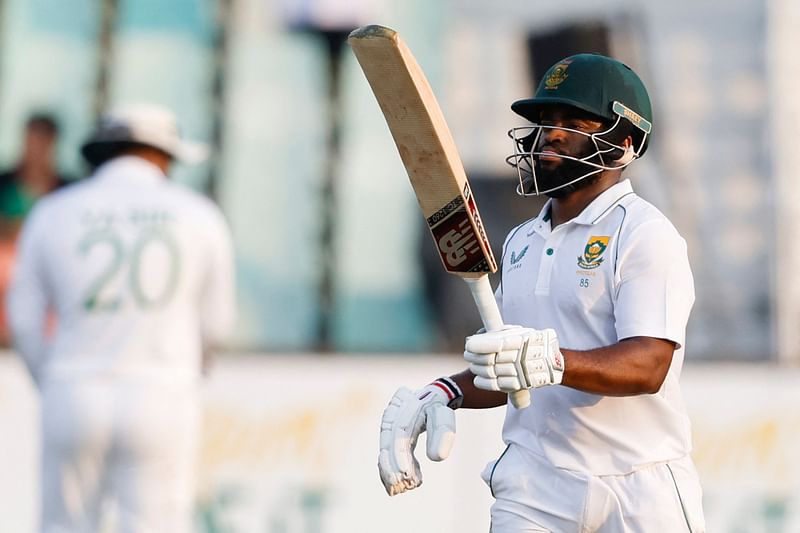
[577,236,610,269]
[510,244,529,265]
[544,60,571,89]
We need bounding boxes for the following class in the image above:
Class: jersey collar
[92,156,167,185]
[571,179,634,225]
[541,179,634,222]
[529,179,634,237]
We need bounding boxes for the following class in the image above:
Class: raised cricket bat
[348,25,530,409]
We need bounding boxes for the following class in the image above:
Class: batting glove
[464,326,565,393]
[377,377,462,496]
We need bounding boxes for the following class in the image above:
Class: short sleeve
[614,219,694,348]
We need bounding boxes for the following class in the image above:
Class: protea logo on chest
[577,236,610,269]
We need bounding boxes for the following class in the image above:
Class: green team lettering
[80,227,181,312]
[80,231,124,311]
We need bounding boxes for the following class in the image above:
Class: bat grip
[464,276,531,409]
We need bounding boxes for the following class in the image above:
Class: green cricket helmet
[506,53,653,197]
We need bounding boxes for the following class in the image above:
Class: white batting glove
[377,377,462,496]
[464,326,565,393]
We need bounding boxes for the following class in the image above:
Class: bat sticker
[428,196,491,273]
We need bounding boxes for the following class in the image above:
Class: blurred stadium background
[0,0,798,531]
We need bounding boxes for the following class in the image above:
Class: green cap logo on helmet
[544,60,571,90]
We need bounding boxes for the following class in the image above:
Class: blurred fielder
[378,54,705,532]
[6,104,236,533]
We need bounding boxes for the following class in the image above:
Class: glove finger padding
[376,380,461,496]
[468,360,498,379]
[465,327,527,354]
[463,350,496,366]
[472,375,502,392]
[497,376,525,391]
[493,361,522,377]
[424,403,455,461]
[378,388,425,495]
[378,447,421,496]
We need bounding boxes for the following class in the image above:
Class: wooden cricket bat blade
[348,25,497,278]
[349,25,530,409]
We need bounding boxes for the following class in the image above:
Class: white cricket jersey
[6,157,236,385]
[498,179,695,475]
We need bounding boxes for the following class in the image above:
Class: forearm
[559,337,675,396]
[450,369,508,408]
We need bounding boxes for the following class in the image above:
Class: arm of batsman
[377,378,462,496]
[464,326,565,393]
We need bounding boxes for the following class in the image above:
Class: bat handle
[464,276,531,409]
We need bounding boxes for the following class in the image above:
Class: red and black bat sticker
[426,194,494,273]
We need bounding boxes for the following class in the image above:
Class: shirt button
[546,248,554,256]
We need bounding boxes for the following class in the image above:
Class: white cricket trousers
[483,443,706,533]
[39,378,200,533]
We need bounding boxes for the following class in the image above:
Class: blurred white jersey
[7,156,236,385]
[497,179,695,476]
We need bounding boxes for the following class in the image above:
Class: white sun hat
[81,103,209,166]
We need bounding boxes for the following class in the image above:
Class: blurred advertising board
[0,354,798,532]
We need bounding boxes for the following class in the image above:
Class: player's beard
[535,145,604,198]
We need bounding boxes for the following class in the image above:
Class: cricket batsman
[378,54,705,532]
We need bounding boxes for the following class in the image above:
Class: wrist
[546,348,565,386]
[419,377,463,409]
